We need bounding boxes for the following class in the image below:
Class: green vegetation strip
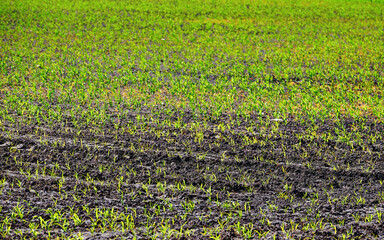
[1,0,383,124]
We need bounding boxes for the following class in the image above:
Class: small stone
[14,144,24,149]
[0,141,12,147]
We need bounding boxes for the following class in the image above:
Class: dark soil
[1,113,384,239]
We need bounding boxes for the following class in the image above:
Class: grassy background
[1,0,384,127]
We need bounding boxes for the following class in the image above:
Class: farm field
[1,0,384,239]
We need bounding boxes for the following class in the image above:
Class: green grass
[1,0,383,127]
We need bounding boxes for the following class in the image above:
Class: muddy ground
[0,112,384,239]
